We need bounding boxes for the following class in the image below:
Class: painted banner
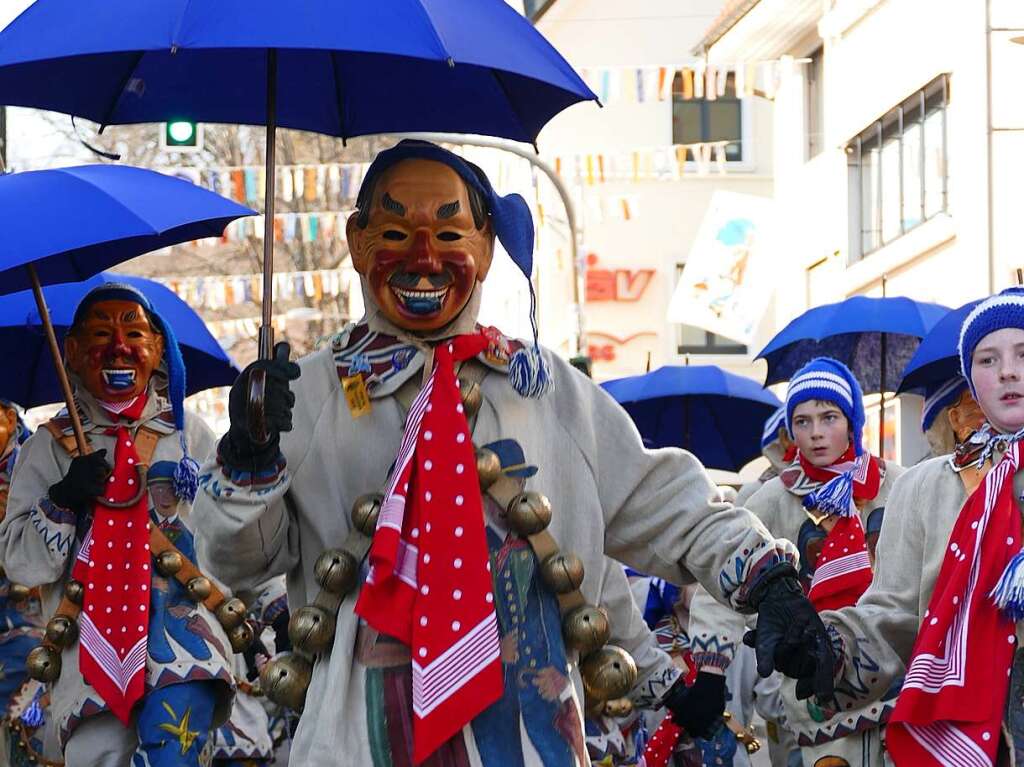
[667,191,777,345]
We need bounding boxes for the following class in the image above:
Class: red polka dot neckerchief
[355,332,502,763]
[70,397,153,725]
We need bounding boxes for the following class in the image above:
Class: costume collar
[54,373,176,438]
[952,421,1024,472]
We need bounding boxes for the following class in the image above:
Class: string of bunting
[153,266,355,310]
[577,57,809,105]
[548,141,734,186]
[210,210,354,245]
[163,163,369,207]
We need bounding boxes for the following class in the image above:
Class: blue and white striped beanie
[785,357,866,456]
[958,288,1024,397]
[921,376,968,431]
[761,405,787,450]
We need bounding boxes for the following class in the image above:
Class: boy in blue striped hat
[0,283,237,767]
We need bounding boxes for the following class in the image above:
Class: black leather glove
[743,564,835,700]
[661,671,726,739]
[48,449,110,510]
[219,342,301,473]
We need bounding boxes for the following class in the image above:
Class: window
[672,71,743,161]
[847,74,949,263]
[674,264,748,354]
[806,46,825,159]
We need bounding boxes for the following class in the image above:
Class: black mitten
[219,342,301,473]
[661,671,726,739]
[48,449,110,510]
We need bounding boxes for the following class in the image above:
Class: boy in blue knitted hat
[0,283,238,767]
[691,357,905,767]
[818,287,1024,765]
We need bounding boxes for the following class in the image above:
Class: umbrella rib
[407,0,455,61]
[98,50,147,130]
[488,69,530,145]
[329,54,348,141]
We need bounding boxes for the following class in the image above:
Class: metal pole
[0,106,7,171]
[385,132,585,355]
[878,275,887,456]
[27,264,89,454]
[259,49,278,361]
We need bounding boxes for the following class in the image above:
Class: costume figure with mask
[736,407,793,507]
[803,288,1024,765]
[192,140,825,767]
[0,284,242,767]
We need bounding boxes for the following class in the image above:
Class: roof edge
[691,0,763,56]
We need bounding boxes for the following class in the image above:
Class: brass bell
[44,616,79,648]
[156,550,184,576]
[506,492,552,537]
[314,549,359,595]
[260,652,313,711]
[579,645,638,702]
[215,598,248,630]
[539,553,585,594]
[7,583,31,602]
[26,645,62,683]
[603,697,634,718]
[458,377,483,419]
[64,579,85,606]
[350,493,383,536]
[562,604,610,655]
[228,621,255,653]
[288,604,336,655]
[475,447,502,490]
[185,576,212,602]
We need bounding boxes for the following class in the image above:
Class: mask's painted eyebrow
[381,192,406,216]
[437,200,460,219]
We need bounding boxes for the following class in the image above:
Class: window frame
[847,73,950,263]
[671,71,747,164]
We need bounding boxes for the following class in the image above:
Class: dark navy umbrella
[0,164,252,450]
[0,0,597,367]
[897,299,981,394]
[0,272,239,409]
[601,365,782,472]
[756,295,949,453]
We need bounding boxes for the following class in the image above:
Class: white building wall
[534,0,775,382]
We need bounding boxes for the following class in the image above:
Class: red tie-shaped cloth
[807,515,873,611]
[355,333,502,764]
[71,425,151,725]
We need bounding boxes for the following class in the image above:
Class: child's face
[971,327,1024,433]
[791,399,851,466]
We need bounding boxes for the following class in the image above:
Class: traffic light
[161,121,202,152]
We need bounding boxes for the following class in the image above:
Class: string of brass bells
[262,376,638,716]
[27,546,254,684]
[722,711,761,754]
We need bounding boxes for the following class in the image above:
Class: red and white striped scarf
[887,444,1021,767]
[355,333,502,764]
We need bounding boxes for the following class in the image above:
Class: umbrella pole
[247,49,279,445]
[26,264,89,454]
[259,48,278,361]
[878,276,887,456]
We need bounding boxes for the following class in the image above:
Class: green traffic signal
[164,120,199,148]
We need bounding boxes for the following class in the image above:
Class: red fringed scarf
[798,445,880,611]
[887,445,1021,767]
[355,334,502,764]
[72,395,153,724]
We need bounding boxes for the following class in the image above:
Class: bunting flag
[155,266,356,310]
[161,162,370,208]
[547,142,734,184]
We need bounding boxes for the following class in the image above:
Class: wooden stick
[27,264,89,454]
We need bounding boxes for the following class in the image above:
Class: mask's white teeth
[393,287,448,300]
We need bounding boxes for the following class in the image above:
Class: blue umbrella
[897,299,981,394]
[756,296,950,392]
[0,164,251,451]
[602,365,782,472]
[0,165,252,294]
[0,0,597,367]
[0,272,239,409]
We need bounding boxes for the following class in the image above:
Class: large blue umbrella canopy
[756,296,950,393]
[0,164,253,295]
[0,272,239,409]
[0,0,595,144]
[601,365,782,472]
[897,299,981,394]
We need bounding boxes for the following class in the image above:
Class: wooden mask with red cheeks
[65,300,165,403]
[346,158,495,334]
[0,405,16,457]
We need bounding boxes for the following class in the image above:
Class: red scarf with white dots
[355,333,502,764]
[70,399,152,725]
